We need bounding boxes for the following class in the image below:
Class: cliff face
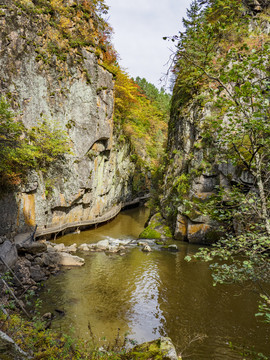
[160,1,270,244]
[0,1,144,237]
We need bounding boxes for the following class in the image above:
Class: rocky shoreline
[0,234,181,360]
[0,233,179,303]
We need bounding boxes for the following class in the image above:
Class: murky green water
[40,207,270,359]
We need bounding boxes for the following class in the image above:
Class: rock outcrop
[0,237,18,272]
[0,1,146,239]
[159,2,270,244]
[0,330,29,359]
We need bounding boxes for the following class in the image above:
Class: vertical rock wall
[160,2,269,244]
[0,2,145,237]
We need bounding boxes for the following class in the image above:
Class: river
[39,206,270,359]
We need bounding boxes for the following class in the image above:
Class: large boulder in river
[40,250,84,267]
[0,238,18,272]
[139,213,173,240]
[124,337,181,360]
[57,252,85,266]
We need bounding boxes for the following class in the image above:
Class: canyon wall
[159,0,269,244]
[0,0,145,238]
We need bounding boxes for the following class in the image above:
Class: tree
[171,0,270,323]
[0,97,71,187]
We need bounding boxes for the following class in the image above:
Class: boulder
[142,244,152,252]
[0,240,18,272]
[78,243,90,251]
[0,330,29,359]
[30,265,47,282]
[95,239,109,250]
[125,337,181,360]
[53,243,66,252]
[139,213,172,240]
[65,243,77,253]
[14,259,34,286]
[57,252,85,266]
[40,252,61,267]
[168,245,178,252]
[17,241,47,255]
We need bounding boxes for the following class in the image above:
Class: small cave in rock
[86,137,110,160]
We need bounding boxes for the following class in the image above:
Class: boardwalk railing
[35,194,150,239]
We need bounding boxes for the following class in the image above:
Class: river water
[40,206,270,359]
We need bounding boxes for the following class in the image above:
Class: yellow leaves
[50,0,65,12]
[59,16,73,31]
[113,68,169,169]
[114,69,139,117]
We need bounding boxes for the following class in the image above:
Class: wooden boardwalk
[35,194,150,239]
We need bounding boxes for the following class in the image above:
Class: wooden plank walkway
[34,194,150,239]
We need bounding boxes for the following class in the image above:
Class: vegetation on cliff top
[13,0,117,66]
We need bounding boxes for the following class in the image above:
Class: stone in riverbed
[168,245,179,252]
[78,243,90,251]
[142,244,152,252]
[40,251,84,267]
[125,337,181,360]
[65,243,77,253]
[53,243,66,252]
[57,252,85,266]
[95,239,109,250]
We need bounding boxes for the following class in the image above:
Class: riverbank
[0,205,182,359]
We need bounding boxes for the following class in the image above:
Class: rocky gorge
[0,0,269,359]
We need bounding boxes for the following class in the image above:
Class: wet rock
[0,239,18,272]
[65,243,77,253]
[142,244,152,252]
[78,243,90,251]
[53,243,66,252]
[168,245,178,252]
[95,239,109,250]
[106,245,118,253]
[40,252,60,267]
[57,252,85,266]
[139,213,173,240]
[138,241,147,246]
[17,241,47,255]
[126,337,181,360]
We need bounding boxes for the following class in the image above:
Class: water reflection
[40,207,270,359]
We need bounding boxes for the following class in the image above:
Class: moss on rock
[139,213,173,239]
[124,337,181,360]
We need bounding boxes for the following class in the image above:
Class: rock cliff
[159,0,270,244]
[0,0,146,238]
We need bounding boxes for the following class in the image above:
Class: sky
[104,0,192,90]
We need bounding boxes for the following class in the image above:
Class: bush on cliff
[0,97,71,188]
